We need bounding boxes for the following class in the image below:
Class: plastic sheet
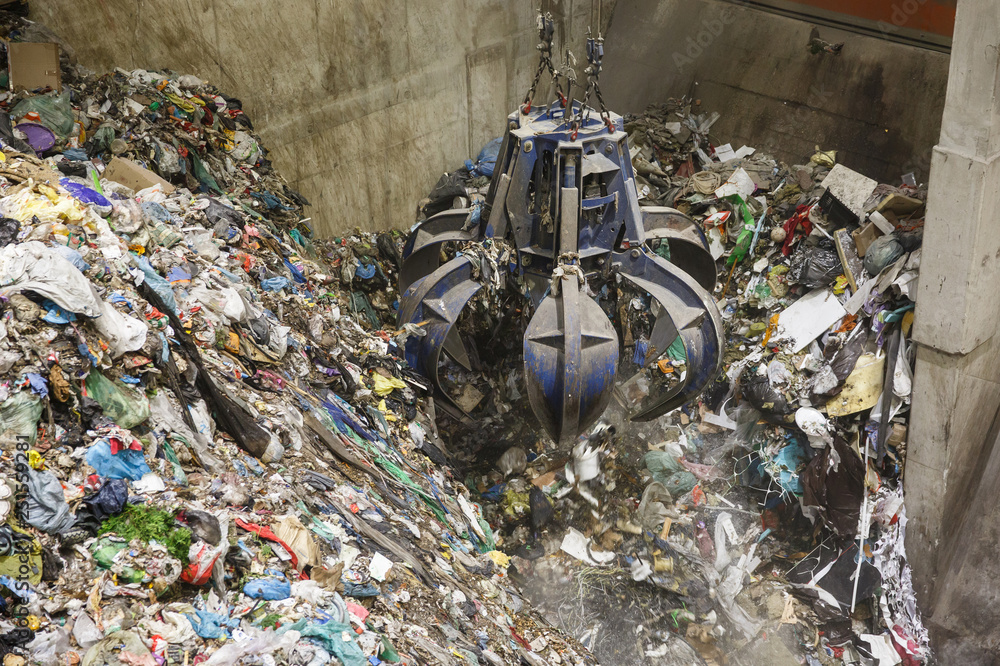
[0,241,102,317]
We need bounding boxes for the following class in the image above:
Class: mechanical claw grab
[399,25,723,444]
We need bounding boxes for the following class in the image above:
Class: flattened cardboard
[826,353,885,417]
[834,228,865,292]
[777,288,847,354]
[7,41,61,92]
[103,157,175,195]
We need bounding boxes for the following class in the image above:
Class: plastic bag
[788,239,841,288]
[261,276,290,292]
[85,124,115,157]
[0,391,42,443]
[864,235,905,275]
[81,631,152,666]
[89,298,148,357]
[243,576,291,600]
[11,90,75,139]
[465,137,503,178]
[0,217,18,246]
[48,243,90,271]
[85,438,151,481]
[82,478,128,520]
[24,468,75,533]
[86,370,150,429]
[181,541,222,586]
[185,228,221,261]
[131,253,177,314]
[743,374,795,420]
[643,451,696,498]
[27,627,71,666]
[148,391,224,474]
[278,619,367,666]
[72,611,103,651]
[185,609,239,639]
[203,628,300,666]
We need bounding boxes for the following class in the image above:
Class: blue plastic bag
[185,610,240,639]
[243,577,291,600]
[49,244,91,272]
[24,373,48,398]
[260,276,290,292]
[85,439,151,481]
[464,137,503,178]
[354,263,376,280]
[131,254,177,314]
[41,300,76,324]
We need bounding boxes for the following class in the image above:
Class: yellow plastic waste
[371,374,407,397]
[487,550,511,569]
[810,146,837,167]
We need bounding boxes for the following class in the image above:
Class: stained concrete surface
[30,0,609,236]
[601,0,950,186]
[906,0,1000,658]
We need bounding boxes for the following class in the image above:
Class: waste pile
[0,15,597,666]
[435,99,926,666]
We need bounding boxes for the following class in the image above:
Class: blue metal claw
[399,87,723,438]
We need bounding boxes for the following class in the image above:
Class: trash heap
[438,99,927,665]
[0,17,596,666]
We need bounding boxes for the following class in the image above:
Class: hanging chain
[522,12,567,114]
[567,29,613,140]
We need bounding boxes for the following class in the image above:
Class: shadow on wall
[29,0,606,236]
[601,0,950,185]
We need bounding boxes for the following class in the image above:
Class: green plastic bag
[90,535,144,583]
[86,371,150,429]
[278,619,366,666]
[644,450,697,499]
[11,90,75,139]
[0,391,42,443]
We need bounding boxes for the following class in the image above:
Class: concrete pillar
[908,0,1000,658]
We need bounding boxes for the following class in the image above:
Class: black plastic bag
[422,170,469,217]
[82,478,128,520]
[789,239,841,288]
[801,436,865,538]
[0,218,19,247]
[743,374,794,418]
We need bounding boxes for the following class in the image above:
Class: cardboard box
[7,41,61,92]
[103,157,175,195]
[851,221,882,258]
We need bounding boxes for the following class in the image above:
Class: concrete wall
[601,0,950,184]
[907,0,1000,659]
[30,0,602,236]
